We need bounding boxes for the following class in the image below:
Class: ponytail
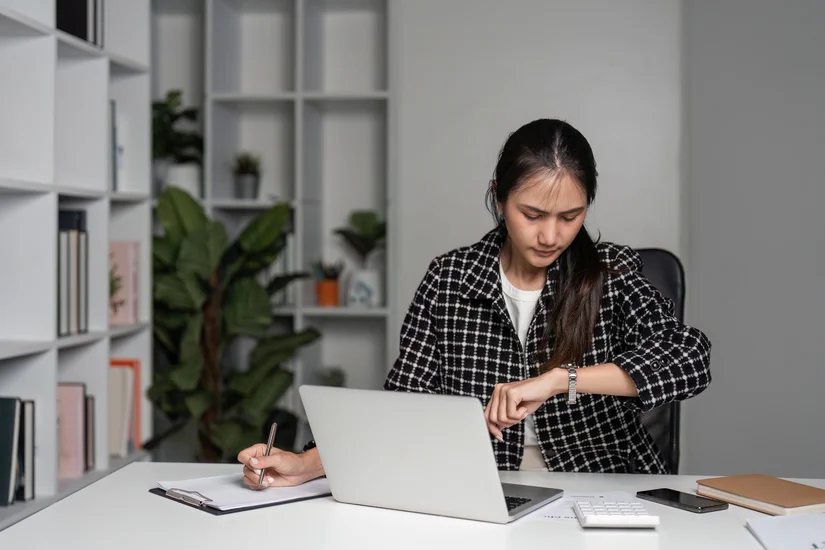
[539,227,607,372]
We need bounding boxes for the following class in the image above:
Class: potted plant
[310,259,344,307]
[146,186,318,462]
[152,89,203,198]
[334,210,386,307]
[232,152,261,199]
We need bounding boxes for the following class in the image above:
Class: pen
[259,422,278,486]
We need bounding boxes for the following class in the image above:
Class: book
[109,241,139,326]
[696,474,825,516]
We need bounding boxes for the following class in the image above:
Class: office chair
[635,248,685,474]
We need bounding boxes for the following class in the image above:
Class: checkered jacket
[383,225,712,474]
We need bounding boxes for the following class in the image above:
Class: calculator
[573,499,660,528]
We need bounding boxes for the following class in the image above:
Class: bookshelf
[0,0,152,530]
[151,0,394,443]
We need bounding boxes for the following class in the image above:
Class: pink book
[58,383,86,480]
[109,241,139,325]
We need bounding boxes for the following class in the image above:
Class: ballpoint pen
[259,422,278,486]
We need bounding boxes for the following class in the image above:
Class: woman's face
[500,173,588,269]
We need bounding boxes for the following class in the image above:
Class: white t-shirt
[499,260,542,446]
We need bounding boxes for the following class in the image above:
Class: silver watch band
[565,364,578,404]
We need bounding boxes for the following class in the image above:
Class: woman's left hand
[484,369,564,441]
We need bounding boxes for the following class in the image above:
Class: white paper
[157,474,331,511]
[746,513,825,550]
[523,490,637,522]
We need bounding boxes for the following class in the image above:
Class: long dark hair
[485,118,610,372]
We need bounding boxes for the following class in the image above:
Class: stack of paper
[746,513,825,550]
[156,473,331,512]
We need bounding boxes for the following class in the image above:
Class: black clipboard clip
[165,488,213,507]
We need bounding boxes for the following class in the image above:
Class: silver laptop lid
[299,385,510,523]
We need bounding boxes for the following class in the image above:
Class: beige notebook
[696,474,825,516]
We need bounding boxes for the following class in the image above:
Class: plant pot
[166,162,202,198]
[347,268,382,307]
[234,173,259,199]
[316,279,339,307]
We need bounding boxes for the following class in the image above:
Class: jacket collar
[460,224,561,308]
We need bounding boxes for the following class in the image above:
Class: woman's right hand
[237,444,324,490]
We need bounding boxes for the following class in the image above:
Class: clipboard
[148,473,332,516]
[148,486,330,516]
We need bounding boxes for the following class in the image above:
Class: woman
[238,118,712,488]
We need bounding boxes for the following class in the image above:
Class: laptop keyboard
[505,496,531,511]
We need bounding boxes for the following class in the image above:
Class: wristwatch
[564,364,578,404]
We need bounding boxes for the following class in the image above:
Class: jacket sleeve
[384,257,443,393]
[609,246,712,412]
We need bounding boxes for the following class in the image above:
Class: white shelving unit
[0,0,152,530]
[151,0,394,442]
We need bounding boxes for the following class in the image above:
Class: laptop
[298,385,563,524]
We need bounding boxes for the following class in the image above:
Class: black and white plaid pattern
[384,225,712,474]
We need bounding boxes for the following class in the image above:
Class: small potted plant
[311,259,344,307]
[233,152,261,199]
[334,210,386,307]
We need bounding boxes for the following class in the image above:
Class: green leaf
[154,274,203,311]
[238,202,291,253]
[349,210,384,238]
[223,278,272,338]
[228,350,292,395]
[180,272,206,310]
[244,369,293,426]
[177,221,228,282]
[169,361,203,391]
[208,421,244,455]
[266,272,309,296]
[179,316,202,366]
[156,186,208,246]
[152,323,176,353]
[334,228,374,257]
[249,328,321,371]
[153,235,178,270]
[184,391,213,420]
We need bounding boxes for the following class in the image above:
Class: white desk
[0,461,819,549]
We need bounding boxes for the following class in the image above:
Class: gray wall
[682,0,825,477]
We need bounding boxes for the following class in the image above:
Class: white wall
[392,0,685,349]
[682,0,825,478]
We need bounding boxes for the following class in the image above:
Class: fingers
[242,465,270,490]
[237,443,267,465]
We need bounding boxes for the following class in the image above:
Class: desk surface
[0,461,820,549]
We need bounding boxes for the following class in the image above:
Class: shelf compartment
[55,54,108,192]
[109,201,151,325]
[151,0,204,109]
[302,0,386,93]
[299,316,386,392]
[209,99,296,202]
[110,327,153,443]
[104,0,151,70]
[209,0,296,95]
[58,196,109,335]
[57,338,110,474]
[0,34,54,184]
[0,350,58,499]
[0,193,56,341]
[109,72,151,195]
[301,98,387,269]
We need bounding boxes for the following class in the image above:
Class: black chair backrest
[635,248,685,474]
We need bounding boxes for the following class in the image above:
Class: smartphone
[636,488,728,513]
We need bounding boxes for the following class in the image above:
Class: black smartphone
[636,488,728,513]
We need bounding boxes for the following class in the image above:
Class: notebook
[746,513,825,550]
[151,473,331,515]
[696,474,825,516]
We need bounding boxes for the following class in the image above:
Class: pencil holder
[316,279,339,307]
